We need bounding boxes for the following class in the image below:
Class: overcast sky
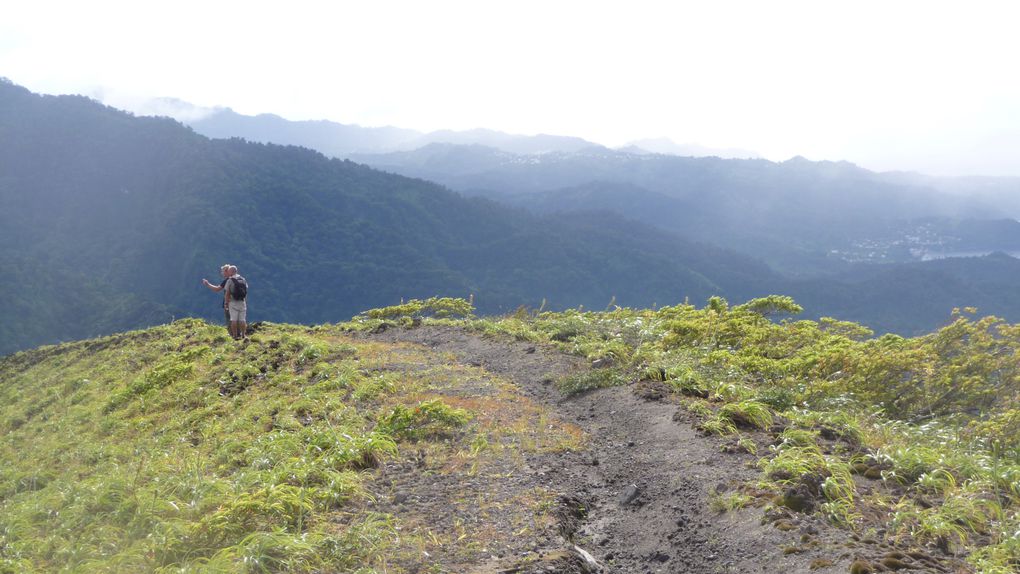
[3,1,1020,176]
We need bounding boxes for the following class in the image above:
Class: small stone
[619,484,641,505]
[800,524,819,535]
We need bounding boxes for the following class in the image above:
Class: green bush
[377,399,471,440]
[357,297,475,321]
[719,401,774,429]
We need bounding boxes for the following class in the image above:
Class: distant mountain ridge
[123,99,604,157]
[621,137,760,159]
[191,108,421,157]
[350,144,1020,273]
[113,96,770,160]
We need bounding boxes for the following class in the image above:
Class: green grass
[0,316,583,573]
[719,400,774,429]
[377,399,471,440]
[709,491,753,513]
[0,320,410,572]
[556,368,627,395]
[6,296,1020,573]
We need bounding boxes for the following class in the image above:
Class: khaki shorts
[228,300,247,322]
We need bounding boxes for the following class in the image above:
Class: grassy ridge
[463,297,1019,573]
[4,295,1020,572]
[0,316,578,573]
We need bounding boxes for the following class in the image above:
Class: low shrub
[377,399,471,441]
[556,369,626,395]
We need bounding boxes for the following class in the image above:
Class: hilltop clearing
[357,297,1018,573]
[5,296,1016,572]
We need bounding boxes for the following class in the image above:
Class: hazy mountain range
[6,80,1020,353]
[350,144,1020,273]
[113,96,761,159]
[129,97,1020,273]
[0,80,775,354]
[619,137,759,159]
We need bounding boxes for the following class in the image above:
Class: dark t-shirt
[219,279,228,309]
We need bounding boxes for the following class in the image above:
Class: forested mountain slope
[7,79,1020,352]
[161,98,1020,274]
[0,80,769,354]
[780,252,1020,335]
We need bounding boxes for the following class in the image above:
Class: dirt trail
[366,325,948,574]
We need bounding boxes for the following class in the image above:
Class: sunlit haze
[4,0,1020,176]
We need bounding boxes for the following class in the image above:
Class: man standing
[202,264,232,332]
[224,265,248,340]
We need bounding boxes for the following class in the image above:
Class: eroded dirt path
[365,325,943,573]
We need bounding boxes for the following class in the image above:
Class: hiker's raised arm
[202,278,224,292]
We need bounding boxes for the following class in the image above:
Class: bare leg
[239,321,247,339]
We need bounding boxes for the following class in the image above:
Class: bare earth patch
[361,325,965,573]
